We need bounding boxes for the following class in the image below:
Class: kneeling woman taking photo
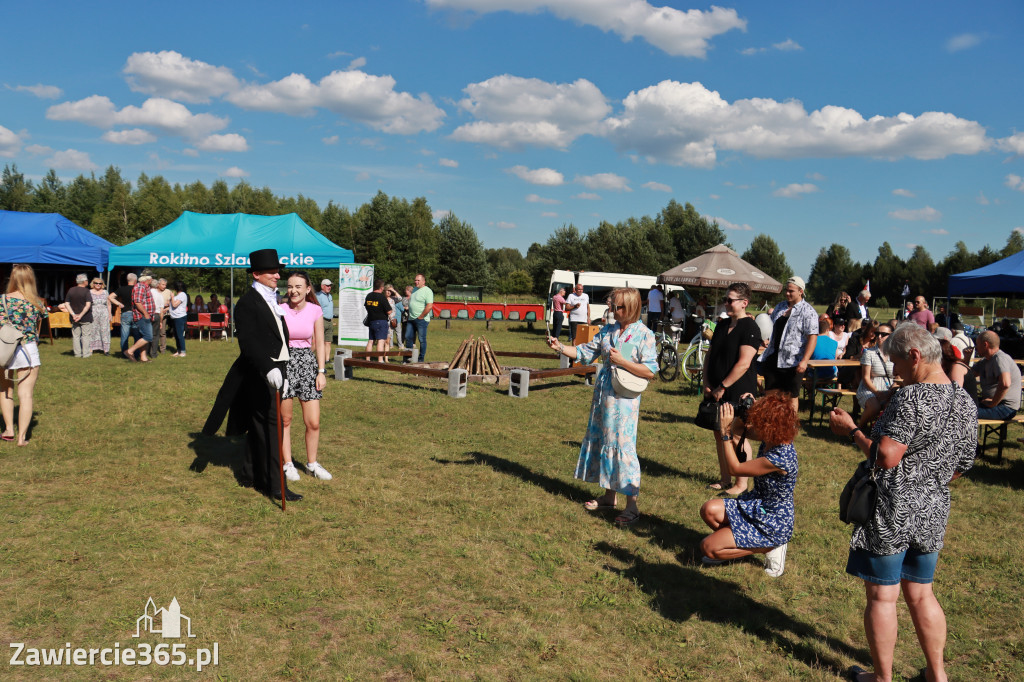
[699,391,799,577]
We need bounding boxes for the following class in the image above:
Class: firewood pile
[449,335,504,376]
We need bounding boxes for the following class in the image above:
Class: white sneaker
[283,462,300,482]
[307,461,333,481]
[764,544,788,577]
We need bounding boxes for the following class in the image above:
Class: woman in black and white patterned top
[830,322,976,682]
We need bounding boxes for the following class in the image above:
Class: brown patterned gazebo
[658,244,783,293]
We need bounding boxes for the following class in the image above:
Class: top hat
[249,249,281,271]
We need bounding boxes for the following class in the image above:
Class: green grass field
[1,321,1021,680]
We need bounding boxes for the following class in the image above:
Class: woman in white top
[168,281,189,357]
[855,322,894,427]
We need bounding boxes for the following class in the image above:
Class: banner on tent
[146,252,319,267]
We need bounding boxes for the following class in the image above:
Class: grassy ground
[1,321,1022,681]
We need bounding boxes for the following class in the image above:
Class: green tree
[741,234,793,284]
[658,199,727,263]
[868,242,905,305]
[31,169,66,214]
[90,167,133,244]
[435,213,489,291]
[806,244,859,304]
[1002,229,1024,258]
[320,200,356,251]
[63,173,101,228]
[528,225,588,296]
[0,164,33,211]
[904,245,936,299]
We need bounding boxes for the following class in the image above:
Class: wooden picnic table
[805,359,861,424]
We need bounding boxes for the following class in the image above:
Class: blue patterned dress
[573,321,658,496]
[723,442,798,548]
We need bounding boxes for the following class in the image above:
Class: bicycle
[676,318,715,386]
[655,320,684,381]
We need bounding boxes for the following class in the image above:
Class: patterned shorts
[283,347,323,402]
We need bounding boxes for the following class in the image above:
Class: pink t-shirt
[279,301,322,348]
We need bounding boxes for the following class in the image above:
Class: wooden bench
[978,414,1024,461]
[815,388,859,427]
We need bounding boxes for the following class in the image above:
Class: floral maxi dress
[90,289,110,353]
[573,321,657,497]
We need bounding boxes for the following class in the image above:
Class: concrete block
[508,368,531,398]
[447,368,468,398]
[334,348,353,380]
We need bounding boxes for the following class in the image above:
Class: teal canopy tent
[107,211,353,269]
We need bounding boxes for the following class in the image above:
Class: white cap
[321,279,332,286]
[787,275,806,291]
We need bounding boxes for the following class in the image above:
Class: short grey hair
[126,273,138,282]
[883,321,941,364]
[158,278,167,285]
[76,273,88,283]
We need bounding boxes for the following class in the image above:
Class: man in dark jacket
[204,249,301,503]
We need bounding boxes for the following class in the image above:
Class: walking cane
[276,388,286,511]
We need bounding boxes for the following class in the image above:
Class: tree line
[1,163,1016,305]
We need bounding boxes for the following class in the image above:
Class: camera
[735,394,755,421]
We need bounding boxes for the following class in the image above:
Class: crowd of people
[3,256,1022,681]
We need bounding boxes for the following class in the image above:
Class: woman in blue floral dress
[699,391,799,577]
[547,287,657,526]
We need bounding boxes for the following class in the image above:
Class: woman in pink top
[278,271,331,482]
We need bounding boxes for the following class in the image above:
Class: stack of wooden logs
[449,335,503,376]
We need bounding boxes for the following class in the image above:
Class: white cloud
[492,221,516,229]
[1015,227,1024,234]
[708,215,753,231]
[642,181,671,192]
[604,80,991,167]
[7,83,63,99]
[322,135,339,145]
[573,192,601,200]
[25,144,52,155]
[45,149,97,170]
[1007,174,1024,192]
[227,69,445,134]
[806,172,825,181]
[327,51,351,59]
[925,228,949,235]
[525,193,560,204]
[892,188,915,197]
[355,171,371,181]
[182,148,199,157]
[976,191,989,205]
[47,95,229,139]
[426,0,746,58]
[741,38,803,55]
[575,172,631,191]
[945,33,983,53]
[999,132,1024,155]
[709,193,720,200]
[101,128,158,145]
[123,51,240,103]
[433,209,451,220]
[452,75,609,149]
[541,211,558,217]
[889,206,942,221]
[223,166,249,178]
[196,133,249,152]
[773,183,819,198]
[439,157,459,167]
[506,165,564,185]
[348,57,367,71]
[0,125,22,157]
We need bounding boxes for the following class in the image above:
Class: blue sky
[2,0,1022,277]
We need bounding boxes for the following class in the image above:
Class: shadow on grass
[0,411,39,441]
[640,409,692,425]
[964,456,1024,490]
[186,431,253,488]
[441,450,707,553]
[346,375,446,394]
[638,456,704,483]
[595,541,868,676]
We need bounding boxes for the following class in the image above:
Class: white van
[547,270,692,325]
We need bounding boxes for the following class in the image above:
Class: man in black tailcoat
[203,249,301,502]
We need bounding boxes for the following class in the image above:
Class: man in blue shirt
[316,279,334,363]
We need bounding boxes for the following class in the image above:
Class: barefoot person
[279,271,331,482]
[547,287,656,527]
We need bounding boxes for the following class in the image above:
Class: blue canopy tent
[948,250,1024,296]
[107,212,354,338]
[106,211,353,270]
[0,210,114,271]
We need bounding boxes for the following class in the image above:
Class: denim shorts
[846,547,939,585]
[368,319,390,341]
[134,317,154,342]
